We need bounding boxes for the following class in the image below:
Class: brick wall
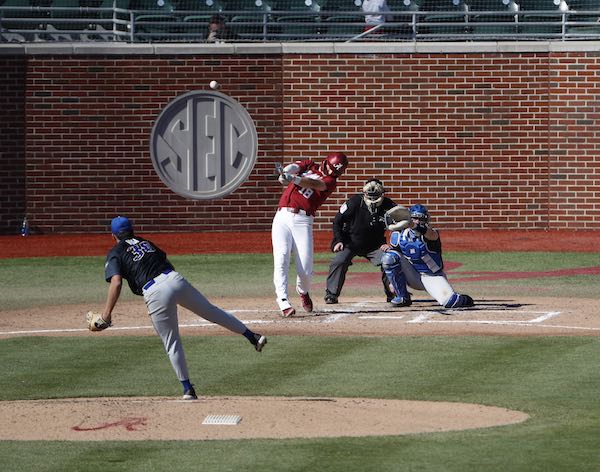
[22,55,283,234]
[0,56,26,234]
[2,48,600,234]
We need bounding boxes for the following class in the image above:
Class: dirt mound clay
[0,396,528,441]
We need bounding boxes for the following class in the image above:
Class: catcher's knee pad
[381,251,402,271]
[444,293,474,308]
[382,251,409,299]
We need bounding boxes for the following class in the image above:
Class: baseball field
[0,231,598,472]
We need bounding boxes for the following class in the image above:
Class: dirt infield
[0,295,597,441]
[0,396,529,441]
[0,230,597,441]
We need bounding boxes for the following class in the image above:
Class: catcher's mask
[409,204,429,223]
[320,152,348,177]
[362,179,385,213]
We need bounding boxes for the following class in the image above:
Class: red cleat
[300,292,313,313]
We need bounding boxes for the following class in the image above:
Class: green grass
[0,335,598,472]
[1,251,599,471]
[1,252,599,309]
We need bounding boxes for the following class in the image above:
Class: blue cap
[111,216,133,235]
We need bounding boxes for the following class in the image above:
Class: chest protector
[391,229,444,274]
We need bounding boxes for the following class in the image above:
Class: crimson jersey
[277,159,338,215]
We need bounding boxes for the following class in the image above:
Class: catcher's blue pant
[143,271,247,381]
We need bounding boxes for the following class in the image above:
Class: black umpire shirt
[104,236,174,296]
[332,194,397,256]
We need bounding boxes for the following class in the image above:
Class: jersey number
[127,241,156,262]
[298,187,314,199]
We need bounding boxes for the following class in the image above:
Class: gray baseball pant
[143,271,247,381]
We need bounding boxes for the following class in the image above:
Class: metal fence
[2,1,600,43]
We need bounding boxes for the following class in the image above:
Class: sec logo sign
[150,90,258,200]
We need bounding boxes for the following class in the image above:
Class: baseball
[209,80,220,90]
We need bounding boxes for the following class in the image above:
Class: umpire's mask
[362,179,385,214]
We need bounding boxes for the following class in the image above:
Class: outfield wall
[1,42,599,235]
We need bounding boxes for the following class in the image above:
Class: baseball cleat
[182,386,198,400]
[254,334,267,352]
[281,306,296,317]
[324,295,338,304]
[300,292,313,312]
[390,296,412,307]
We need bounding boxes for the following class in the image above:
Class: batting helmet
[409,204,429,222]
[320,152,348,177]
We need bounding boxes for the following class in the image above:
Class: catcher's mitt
[85,311,112,331]
[384,205,411,231]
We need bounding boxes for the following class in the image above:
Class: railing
[2,5,600,43]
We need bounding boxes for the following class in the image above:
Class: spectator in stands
[362,0,392,33]
[206,15,239,42]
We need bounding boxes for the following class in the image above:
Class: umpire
[324,179,397,304]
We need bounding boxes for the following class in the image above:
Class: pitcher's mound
[0,396,528,441]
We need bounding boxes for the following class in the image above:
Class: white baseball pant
[271,209,314,310]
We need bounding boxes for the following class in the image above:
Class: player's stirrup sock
[181,379,193,391]
[243,329,258,345]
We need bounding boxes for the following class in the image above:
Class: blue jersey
[397,228,444,275]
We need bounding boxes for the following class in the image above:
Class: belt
[279,207,313,217]
[143,268,173,291]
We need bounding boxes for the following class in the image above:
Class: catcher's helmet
[409,204,429,222]
[362,178,385,211]
[320,152,348,177]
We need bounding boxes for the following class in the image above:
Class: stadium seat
[275,14,321,40]
[223,0,272,14]
[271,0,321,13]
[130,0,180,41]
[322,14,365,39]
[467,0,519,37]
[385,0,419,39]
[517,1,564,37]
[418,0,469,38]
[0,0,53,41]
[83,0,131,40]
[175,0,225,13]
[566,0,600,37]
[319,0,362,14]
[270,0,321,39]
[50,0,86,31]
[224,0,272,40]
[180,0,224,29]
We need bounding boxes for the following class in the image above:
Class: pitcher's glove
[85,311,112,331]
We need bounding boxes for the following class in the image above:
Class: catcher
[87,216,267,400]
[382,204,474,308]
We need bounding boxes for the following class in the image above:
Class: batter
[98,216,267,400]
[272,152,348,317]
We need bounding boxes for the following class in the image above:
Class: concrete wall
[2,42,599,234]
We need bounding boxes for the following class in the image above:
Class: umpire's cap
[111,216,133,235]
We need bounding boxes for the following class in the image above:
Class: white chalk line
[0,308,596,335]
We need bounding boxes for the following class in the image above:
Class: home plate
[202,414,242,425]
